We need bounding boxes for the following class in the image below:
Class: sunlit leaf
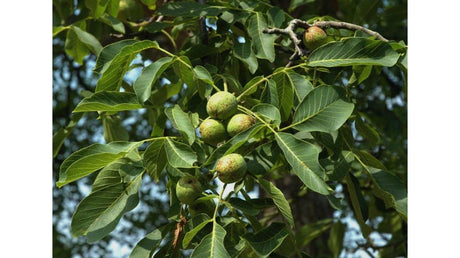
[57,141,142,187]
[73,92,142,112]
[96,40,160,92]
[165,105,196,145]
[253,104,281,128]
[191,223,230,258]
[275,132,332,195]
[164,138,197,168]
[292,86,354,133]
[102,114,129,143]
[248,13,277,62]
[94,39,137,73]
[71,162,142,242]
[133,57,174,103]
[143,138,167,182]
[308,38,400,67]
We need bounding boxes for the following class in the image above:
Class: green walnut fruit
[303,26,328,50]
[206,91,238,120]
[216,153,247,183]
[227,114,255,137]
[189,199,216,217]
[199,118,228,145]
[176,175,202,205]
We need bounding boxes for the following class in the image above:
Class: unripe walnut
[189,199,216,218]
[206,91,238,120]
[216,153,247,183]
[303,26,328,50]
[176,175,202,205]
[227,114,255,137]
[199,119,228,145]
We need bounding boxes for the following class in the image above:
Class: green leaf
[130,228,162,258]
[371,169,407,219]
[191,223,230,258]
[99,14,125,33]
[345,173,372,237]
[228,198,260,216]
[292,85,354,133]
[95,40,160,92]
[150,81,183,107]
[53,112,85,157]
[261,79,279,106]
[164,138,197,168]
[65,28,90,64]
[327,151,354,181]
[242,223,290,258]
[143,138,167,182]
[348,65,372,85]
[354,150,386,170]
[144,22,171,33]
[57,141,142,187]
[182,219,213,249]
[157,1,223,17]
[241,76,264,97]
[133,56,174,103]
[94,39,137,73]
[248,13,277,62]
[290,72,313,102]
[102,114,129,143]
[193,65,214,85]
[71,164,142,242]
[164,105,196,145]
[172,56,195,88]
[71,26,103,55]
[328,222,345,258]
[275,132,332,195]
[353,150,407,219]
[296,219,333,248]
[253,104,281,128]
[106,0,120,17]
[233,40,258,74]
[355,116,380,147]
[258,179,294,228]
[85,0,108,18]
[267,7,286,28]
[273,70,295,121]
[308,38,400,67]
[73,91,142,112]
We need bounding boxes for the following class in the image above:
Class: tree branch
[263,19,389,66]
[312,21,388,42]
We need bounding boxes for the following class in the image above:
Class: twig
[312,21,388,42]
[263,19,308,67]
[262,19,389,66]
[133,0,168,27]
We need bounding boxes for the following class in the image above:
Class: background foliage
[53,0,407,257]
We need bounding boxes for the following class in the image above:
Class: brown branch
[312,21,388,42]
[263,19,389,66]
